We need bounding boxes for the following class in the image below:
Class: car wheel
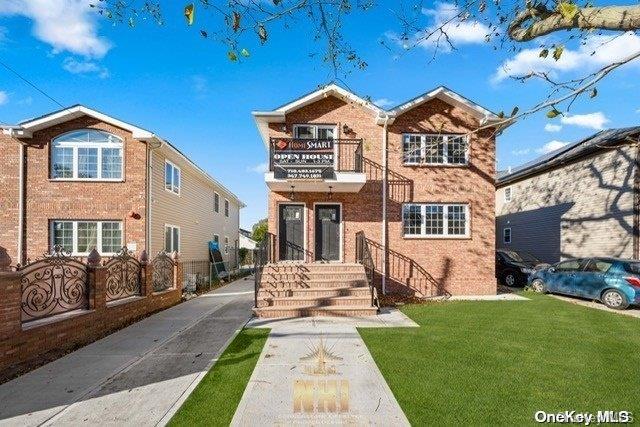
[531,279,546,293]
[503,271,518,287]
[601,289,629,310]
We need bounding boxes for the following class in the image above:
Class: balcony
[265,138,366,193]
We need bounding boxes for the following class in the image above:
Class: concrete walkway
[551,294,640,318]
[232,309,418,426]
[0,277,255,427]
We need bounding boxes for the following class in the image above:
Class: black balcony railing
[269,138,363,174]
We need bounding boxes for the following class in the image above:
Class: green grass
[169,328,270,427]
[359,293,640,425]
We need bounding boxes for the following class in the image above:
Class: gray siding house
[496,127,640,263]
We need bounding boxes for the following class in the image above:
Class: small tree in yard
[93,0,640,128]
[252,219,268,243]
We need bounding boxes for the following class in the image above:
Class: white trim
[503,227,512,244]
[18,143,25,264]
[401,133,469,166]
[164,224,181,253]
[276,202,307,261]
[164,159,181,195]
[312,202,343,262]
[402,203,470,238]
[50,220,123,256]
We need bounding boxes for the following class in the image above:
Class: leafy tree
[252,218,268,242]
[92,0,640,126]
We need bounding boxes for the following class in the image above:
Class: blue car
[528,257,640,310]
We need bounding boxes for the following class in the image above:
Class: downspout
[381,115,390,295]
[18,142,25,265]
[146,137,164,254]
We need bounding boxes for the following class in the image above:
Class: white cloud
[536,140,568,154]
[511,148,530,156]
[492,31,640,82]
[560,112,609,130]
[373,98,395,108]
[191,75,209,95]
[0,0,111,58]
[544,123,562,132]
[62,57,109,78]
[18,96,33,106]
[386,2,490,53]
[247,162,268,174]
[0,91,8,105]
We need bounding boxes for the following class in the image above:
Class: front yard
[359,293,640,425]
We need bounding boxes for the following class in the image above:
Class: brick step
[258,279,368,289]
[258,286,371,299]
[253,305,379,318]
[262,263,364,273]
[261,274,367,282]
[267,295,373,307]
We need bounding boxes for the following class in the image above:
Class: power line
[0,59,65,108]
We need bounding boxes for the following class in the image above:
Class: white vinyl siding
[51,220,122,255]
[402,134,468,166]
[402,203,469,238]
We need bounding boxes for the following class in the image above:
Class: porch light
[289,185,295,200]
[342,124,352,134]
[328,186,333,200]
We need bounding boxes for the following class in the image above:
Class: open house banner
[272,138,335,180]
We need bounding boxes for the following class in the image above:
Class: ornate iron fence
[105,248,141,302]
[152,252,175,292]
[20,245,89,323]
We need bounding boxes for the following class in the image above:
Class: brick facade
[266,95,497,296]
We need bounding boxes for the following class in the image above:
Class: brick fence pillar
[0,271,22,340]
[172,251,183,293]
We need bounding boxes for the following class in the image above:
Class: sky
[0,0,639,229]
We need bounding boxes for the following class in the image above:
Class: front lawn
[169,328,270,427]
[359,293,640,425]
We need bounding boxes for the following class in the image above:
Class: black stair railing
[355,231,380,309]
[253,232,275,308]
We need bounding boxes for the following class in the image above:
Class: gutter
[18,142,25,264]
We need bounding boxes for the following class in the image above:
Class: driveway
[0,277,255,427]
[551,294,640,318]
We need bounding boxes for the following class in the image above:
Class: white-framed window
[224,199,229,217]
[50,129,123,180]
[164,160,181,195]
[504,187,512,203]
[402,134,468,166]
[51,220,123,255]
[402,203,470,238]
[214,192,220,213]
[503,227,512,244]
[293,124,336,140]
[224,236,229,254]
[164,224,180,253]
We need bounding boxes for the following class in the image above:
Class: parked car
[496,249,547,287]
[529,257,640,310]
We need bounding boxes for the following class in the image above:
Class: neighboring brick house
[0,105,244,266]
[496,127,640,264]
[252,84,504,301]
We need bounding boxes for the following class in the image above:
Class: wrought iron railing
[269,138,363,174]
[253,232,275,308]
[355,231,380,309]
[152,251,175,292]
[105,247,141,302]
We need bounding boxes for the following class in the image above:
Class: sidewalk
[0,277,255,427]
[232,309,418,426]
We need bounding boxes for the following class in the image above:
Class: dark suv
[496,249,547,287]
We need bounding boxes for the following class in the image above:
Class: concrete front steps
[253,263,379,318]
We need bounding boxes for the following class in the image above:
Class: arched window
[51,129,123,180]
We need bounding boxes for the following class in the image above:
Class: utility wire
[0,59,65,108]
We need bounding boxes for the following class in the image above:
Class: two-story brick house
[251,84,504,317]
[0,105,244,267]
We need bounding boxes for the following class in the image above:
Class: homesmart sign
[272,138,335,180]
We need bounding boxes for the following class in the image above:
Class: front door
[279,204,304,261]
[315,204,341,261]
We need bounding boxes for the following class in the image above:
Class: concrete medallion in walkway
[232,309,418,426]
[0,277,255,427]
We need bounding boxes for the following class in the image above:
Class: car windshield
[501,250,541,264]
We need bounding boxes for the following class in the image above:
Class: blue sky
[0,1,639,229]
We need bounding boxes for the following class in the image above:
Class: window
[224,236,229,254]
[165,161,181,195]
[402,134,468,166]
[224,199,229,217]
[555,259,583,272]
[51,130,123,180]
[504,187,512,203]
[584,259,613,273]
[51,220,122,255]
[503,227,512,244]
[293,124,336,140]
[164,225,180,253]
[402,204,469,237]
[214,192,220,213]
